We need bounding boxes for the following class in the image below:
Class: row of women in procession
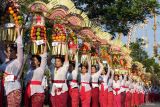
[0,25,155,107]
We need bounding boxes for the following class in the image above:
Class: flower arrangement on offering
[0,0,23,43]
[67,28,78,61]
[110,39,122,52]
[29,2,47,54]
[80,42,90,64]
[51,18,67,56]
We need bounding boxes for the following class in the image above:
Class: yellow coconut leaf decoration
[46,0,76,19]
[124,56,132,68]
[66,9,89,29]
[66,11,85,27]
[47,0,75,11]
[92,27,112,45]
[82,19,92,28]
[110,39,123,53]
[28,1,48,13]
[131,61,144,76]
[121,47,131,55]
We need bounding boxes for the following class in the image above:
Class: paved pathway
[142,103,160,107]
[44,103,160,107]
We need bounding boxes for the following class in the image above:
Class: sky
[122,12,160,58]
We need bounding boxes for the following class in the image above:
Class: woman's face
[91,66,96,74]
[114,75,119,81]
[101,69,106,75]
[6,46,17,59]
[31,57,40,68]
[81,66,87,74]
[55,58,62,68]
[68,64,74,72]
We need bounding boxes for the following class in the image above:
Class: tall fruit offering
[28,1,48,54]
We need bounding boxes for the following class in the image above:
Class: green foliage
[73,0,160,36]
[130,38,148,62]
[130,38,160,75]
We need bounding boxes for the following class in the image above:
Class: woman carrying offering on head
[90,60,103,107]
[99,64,111,107]
[24,42,47,107]
[66,52,79,107]
[79,56,91,107]
[0,25,24,107]
[49,47,69,107]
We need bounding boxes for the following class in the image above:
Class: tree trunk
[118,32,123,40]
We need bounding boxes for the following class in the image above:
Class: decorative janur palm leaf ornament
[66,13,83,26]
[131,61,147,82]
[132,61,144,75]
[0,0,24,43]
[93,26,112,45]
[28,1,48,54]
[120,47,132,69]
[66,9,88,30]
[78,19,96,41]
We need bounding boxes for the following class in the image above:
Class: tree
[130,38,148,62]
[130,38,160,74]
[73,0,160,36]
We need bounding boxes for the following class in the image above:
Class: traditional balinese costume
[79,62,91,107]
[91,62,103,107]
[107,69,114,107]
[113,78,122,107]
[120,75,127,107]
[124,78,132,107]
[99,67,111,107]
[24,52,47,107]
[67,54,79,107]
[50,60,69,107]
[0,34,24,107]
